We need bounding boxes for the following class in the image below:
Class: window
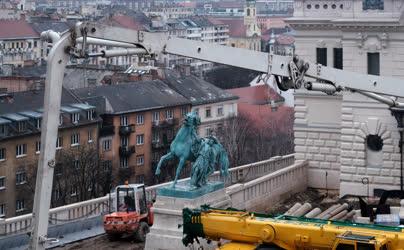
[136,114,144,125]
[34,41,37,47]
[165,109,173,119]
[206,127,213,136]
[0,176,5,189]
[35,141,41,154]
[357,243,376,250]
[71,133,80,146]
[333,48,343,69]
[16,144,27,157]
[17,121,27,132]
[247,8,250,16]
[121,136,128,147]
[152,131,159,143]
[59,114,63,126]
[73,160,80,169]
[103,160,112,171]
[88,130,93,143]
[120,157,128,168]
[71,113,80,124]
[120,115,128,126]
[86,110,94,120]
[152,111,159,122]
[0,204,4,217]
[16,199,25,211]
[136,134,144,145]
[136,155,144,166]
[205,107,211,118]
[363,0,384,10]
[56,137,63,149]
[316,48,327,66]
[102,139,111,151]
[368,52,380,76]
[217,106,224,116]
[16,171,26,185]
[0,124,5,135]
[0,148,5,161]
[35,118,41,129]
[181,106,188,116]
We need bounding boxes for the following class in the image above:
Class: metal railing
[0,154,294,236]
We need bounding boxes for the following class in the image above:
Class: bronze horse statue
[155,112,229,188]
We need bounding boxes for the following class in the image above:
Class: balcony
[99,125,115,137]
[119,145,135,157]
[119,124,135,136]
[152,118,178,129]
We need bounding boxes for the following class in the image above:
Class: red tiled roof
[276,35,294,45]
[227,85,284,104]
[209,17,246,37]
[0,19,39,39]
[111,15,144,31]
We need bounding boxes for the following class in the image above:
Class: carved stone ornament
[316,39,326,48]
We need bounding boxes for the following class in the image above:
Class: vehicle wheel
[134,221,149,242]
[107,233,122,241]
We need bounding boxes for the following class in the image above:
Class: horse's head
[183,111,201,128]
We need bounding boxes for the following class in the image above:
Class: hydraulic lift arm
[29,22,404,249]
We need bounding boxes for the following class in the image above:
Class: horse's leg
[171,157,186,188]
[155,151,175,175]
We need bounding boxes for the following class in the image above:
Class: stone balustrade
[228,160,308,212]
[0,154,294,236]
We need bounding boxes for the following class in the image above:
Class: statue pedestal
[145,183,230,250]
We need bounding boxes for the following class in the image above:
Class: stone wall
[294,91,341,189]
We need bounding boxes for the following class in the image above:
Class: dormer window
[71,113,80,124]
[86,110,94,120]
[35,118,41,129]
[17,121,27,132]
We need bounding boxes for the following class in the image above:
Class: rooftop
[0,19,39,39]
[163,70,238,106]
[73,80,191,114]
[208,17,246,37]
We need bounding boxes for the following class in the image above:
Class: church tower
[244,0,261,37]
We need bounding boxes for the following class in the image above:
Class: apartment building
[0,89,99,218]
[163,16,230,75]
[74,80,191,185]
[163,69,238,137]
[0,19,41,67]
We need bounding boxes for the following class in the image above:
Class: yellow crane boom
[182,207,404,250]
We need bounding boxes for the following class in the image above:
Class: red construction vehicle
[103,183,154,242]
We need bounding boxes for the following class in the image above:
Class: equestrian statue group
[155,112,229,188]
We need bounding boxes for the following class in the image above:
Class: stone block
[341,135,354,142]
[294,131,307,138]
[331,163,340,170]
[391,153,401,161]
[319,147,330,154]
[295,146,306,153]
[366,168,380,176]
[353,143,365,151]
[295,113,306,119]
[341,143,352,150]
[320,162,331,169]
[342,114,354,121]
[314,140,324,146]
[341,108,353,114]
[308,146,319,153]
[330,134,341,140]
[341,158,352,165]
[325,155,337,162]
[353,159,365,166]
[145,189,230,250]
[330,148,340,155]
[383,145,395,153]
[319,133,330,139]
[294,138,306,145]
[341,166,356,174]
[294,106,308,112]
[309,160,320,168]
[307,169,340,189]
[356,151,365,158]
[325,140,337,147]
[357,167,366,174]
[341,129,356,135]
[306,139,314,145]
[383,153,391,160]
[314,154,325,161]
[391,169,401,177]
[308,132,319,139]
[380,169,391,177]
[374,176,394,185]
[295,153,305,160]
[340,174,352,181]
[384,161,395,168]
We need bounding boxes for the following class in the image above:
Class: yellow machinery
[182,207,404,250]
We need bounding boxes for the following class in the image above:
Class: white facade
[287,0,404,196]
[192,101,238,137]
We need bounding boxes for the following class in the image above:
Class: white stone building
[286,0,404,196]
